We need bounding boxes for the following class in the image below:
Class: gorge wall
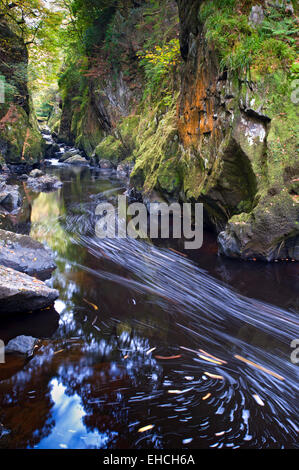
[0,21,44,168]
[55,0,299,261]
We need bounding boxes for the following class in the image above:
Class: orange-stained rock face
[177,37,219,149]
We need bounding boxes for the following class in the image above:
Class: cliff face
[57,0,298,261]
[0,21,44,167]
[176,0,298,261]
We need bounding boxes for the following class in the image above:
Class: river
[0,159,298,449]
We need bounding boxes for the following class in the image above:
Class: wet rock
[218,231,241,259]
[64,155,89,166]
[29,169,44,178]
[0,173,9,184]
[127,188,143,204]
[218,193,299,261]
[116,162,133,178]
[0,229,56,280]
[27,175,62,192]
[0,265,59,314]
[59,149,82,163]
[19,174,29,181]
[0,183,22,212]
[99,159,115,170]
[7,164,30,175]
[5,335,39,357]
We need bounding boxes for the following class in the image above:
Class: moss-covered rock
[94,115,140,164]
[219,191,299,261]
[131,103,182,199]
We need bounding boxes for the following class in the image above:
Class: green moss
[157,159,181,194]
[199,1,297,78]
[95,135,124,163]
[131,102,182,196]
[0,105,44,164]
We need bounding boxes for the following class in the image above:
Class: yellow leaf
[204,372,224,380]
[138,425,154,433]
[198,355,223,365]
[234,355,285,381]
[202,393,211,401]
[83,298,99,311]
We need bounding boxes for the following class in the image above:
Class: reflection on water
[0,164,298,449]
[37,379,116,449]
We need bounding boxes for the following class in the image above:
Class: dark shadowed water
[0,163,298,449]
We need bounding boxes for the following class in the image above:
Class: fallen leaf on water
[155,355,182,360]
[146,347,156,355]
[202,393,211,401]
[253,394,265,406]
[204,372,224,380]
[168,388,193,395]
[198,354,223,365]
[54,349,65,356]
[83,298,99,311]
[199,349,227,364]
[234,355,285,381]
[168,248,188,258]
[138,425,154,433]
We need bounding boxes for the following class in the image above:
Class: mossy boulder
[219,191,299,261]
[95,134,125,164]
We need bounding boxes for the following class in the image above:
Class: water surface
[0,163,298,449]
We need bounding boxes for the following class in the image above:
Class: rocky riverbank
[0,228,58,315]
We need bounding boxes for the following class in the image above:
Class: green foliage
[199,1,297,77]
[138,38,181,96]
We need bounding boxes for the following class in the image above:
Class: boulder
[19,174,29,181]
[29,169,44,178]
[127,187,143,204]
[63,155,88,166]
[0,265,59,314]
[27,175,62,192]
[0,183,22,212]
[0,229,56,280]
[218,192,299,261]
[5,335,39,357]
[59,150,81,162]
[117,162,133,178]
[0,173,8,184]
[99,159,115,170]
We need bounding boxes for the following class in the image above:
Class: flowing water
[0,159,298,449]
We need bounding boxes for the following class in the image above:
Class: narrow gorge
[0,0,298,452]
